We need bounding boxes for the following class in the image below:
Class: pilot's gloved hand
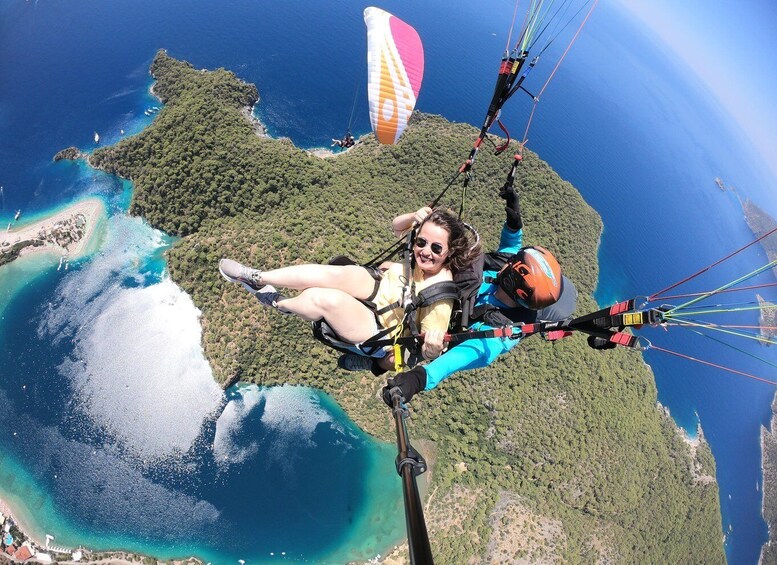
[499,185,523,231]
[382,365,427,407]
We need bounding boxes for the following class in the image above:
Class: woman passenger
[219,206,480,370]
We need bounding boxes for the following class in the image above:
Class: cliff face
[89,50,725,564]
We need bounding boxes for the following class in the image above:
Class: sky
[617,0,777,185]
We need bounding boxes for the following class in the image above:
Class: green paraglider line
[650,226,777,300]
[666,302,777,318]
[656,281,777,301]
[663,258,777,315]
[518,0,598,147]
[526,0,595,56]
[665,317,777,346]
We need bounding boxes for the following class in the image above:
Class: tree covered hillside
[90,50,724,564]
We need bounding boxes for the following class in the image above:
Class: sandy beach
[0,496,43,547]
[1,496,175,564]
[0,198,106,264]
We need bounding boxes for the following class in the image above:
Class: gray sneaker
[255,285,288,311]
[219,258,264,292]
[337,353,376,372]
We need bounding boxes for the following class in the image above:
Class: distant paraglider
[331,131,355,149]
[364,7,424,145]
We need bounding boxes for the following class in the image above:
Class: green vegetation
[743,199,777,274]
[90,50,724,563]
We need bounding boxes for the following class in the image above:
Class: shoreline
[239,99,353,160]
[0,76,369,563]
[0,497,43,547]
[0,197,106,267]
[0,495,198,564]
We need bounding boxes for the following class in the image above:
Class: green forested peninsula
[743,199,777,277]
[89,50,723,563]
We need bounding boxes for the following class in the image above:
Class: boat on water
[94,131,100,144]
[714,177,726,191]
[14,210,20,221]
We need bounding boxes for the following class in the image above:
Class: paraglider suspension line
[647,342,777,387]
[649,225,777,300]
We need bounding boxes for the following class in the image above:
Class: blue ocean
[1,0,775,563]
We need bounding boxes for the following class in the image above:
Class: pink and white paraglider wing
[364,7,424,145]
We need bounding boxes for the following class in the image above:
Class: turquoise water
[0,202,405,562]
[1,0,776,562]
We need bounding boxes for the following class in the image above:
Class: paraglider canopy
[364,7,424,145]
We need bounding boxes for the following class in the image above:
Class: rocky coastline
[761,397,777,564]
[740,201,777,562]
[742,199,777,272]
[53,147,87,162]
[756,294,777,345]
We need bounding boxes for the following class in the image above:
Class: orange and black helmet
[496,246,563,309]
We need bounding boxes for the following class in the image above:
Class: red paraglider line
[650,226,777,300]
[649,344,777,386]
[505,0,523,52]
[520,0,599,146]
[656,281,777,301]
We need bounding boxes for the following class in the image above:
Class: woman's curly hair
[419,208,482,273]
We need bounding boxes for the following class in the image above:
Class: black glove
[382,365,428,407]
[499,185,523,231]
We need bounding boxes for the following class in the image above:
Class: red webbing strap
[566,299,636,328]
[520,323,541,336]
[609,300,632,315]
[495,119,511,154]
[545,330,573,341]
[609,331,638,348]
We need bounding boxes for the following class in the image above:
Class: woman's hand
[412,206,432,226]
[392,206,433,237]
[422,328,446,360]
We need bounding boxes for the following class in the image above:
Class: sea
[1,0,776,563]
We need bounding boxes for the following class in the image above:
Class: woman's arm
[392,206,432,238]
[418,299,453,360]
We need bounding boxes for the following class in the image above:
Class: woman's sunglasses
[415,237,445,255]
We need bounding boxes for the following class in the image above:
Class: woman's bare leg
[278,287,378,343]
[259,264,378,300]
